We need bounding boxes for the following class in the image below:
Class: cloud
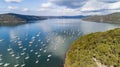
[7,6,18,10]
[22,8,29,12]
[4,0,119,16]
[36,1,81,16]
[37,2,55,11]
[5,0,23,3]
[49,0,120,12]
[80,0,107,12]
[40,0,119,16]
[50,0,120,9]
[99,0,119,3]
[41,2,53,8]
[108,1,120,9]
[38,2,61,11]
[50,0,87,8]
[80,0,120,13]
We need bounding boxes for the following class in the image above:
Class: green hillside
[82,12,120,23]
[0,13,47,25]
[65,28,120,67]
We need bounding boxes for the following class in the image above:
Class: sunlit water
[0,19,119,67]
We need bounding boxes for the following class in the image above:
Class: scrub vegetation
[65,28,120,67]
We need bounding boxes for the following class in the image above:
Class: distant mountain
[82,12,120,23]
[47,15,85,19]
[0,13,47,25]
[0,13,85,25]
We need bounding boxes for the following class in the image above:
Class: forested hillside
[65,28,120,67]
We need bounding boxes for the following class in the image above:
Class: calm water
[0,19,119,67]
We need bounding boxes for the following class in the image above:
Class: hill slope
[65,28,120,67]
[47,15,85,19]
[0,13,47,25]
[82,12,120,23]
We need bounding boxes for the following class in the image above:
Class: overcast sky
[0,0,120,16]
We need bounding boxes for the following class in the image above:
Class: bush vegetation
[65,28,120,67]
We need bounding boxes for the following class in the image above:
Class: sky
[0,0,120,16]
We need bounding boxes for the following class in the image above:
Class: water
[0,19,119,67]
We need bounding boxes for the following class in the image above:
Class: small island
[82,12,120,24]
[65,28,120,67]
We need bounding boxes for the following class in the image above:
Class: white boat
[37,55,41,57]
[35,60,39,64]
[4,63,10,67]
[21,64,25,67]
[14,64,19,67]
[47,59,50,62]
[25,54,29,60]
[48,55,52,57]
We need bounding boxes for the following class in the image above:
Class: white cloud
[109,1,120,9]
[49,0,87,8]
[98,0,119,3]
[41,2,53,8]
[55,7,82,15]
[45,0,120,15]
[37,2,81,16]
[78,0,120,15]
[37,2,54,11]
[81,0,106,11]
[5,0,22,3]
[22,8,29,12]
[7,6,18,10]
[1,0,120,16]
[38,2,57,11]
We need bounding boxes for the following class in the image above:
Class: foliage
[65,28,120,67]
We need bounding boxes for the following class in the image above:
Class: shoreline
[81,19,120,24]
